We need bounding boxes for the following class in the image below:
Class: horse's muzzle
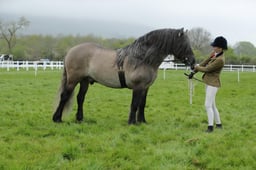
[184,56,195,69]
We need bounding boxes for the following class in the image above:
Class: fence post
[237,69,240,83]
[26,61,29,71]
[7,61,10,71]
[163,68,166,80]
[34,61,38,76]
[43,62,46,70]
[16,61,19,71]
[50,61,54,70]
[188,79,193,105]
[59,61,62,69]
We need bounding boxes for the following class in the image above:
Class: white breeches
[205,85,221,126]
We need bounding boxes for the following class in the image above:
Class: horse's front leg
[128,89,143,124]
[76,79,89,122]
[137,88,149,123]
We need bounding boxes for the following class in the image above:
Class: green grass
[0,69,255,169]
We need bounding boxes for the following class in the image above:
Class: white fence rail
[0,61,63,71]
[223,64,256,72]
[159,62,256,72]
[0,60,255,72]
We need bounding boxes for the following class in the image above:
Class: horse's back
[65,43,101,61]
[64,43,120,87]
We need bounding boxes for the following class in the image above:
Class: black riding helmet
[211,36,228,50]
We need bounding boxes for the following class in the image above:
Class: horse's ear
[178,28,184,37]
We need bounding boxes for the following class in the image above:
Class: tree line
[1,17,256,64]
[188,27,256,64]
[0,34,135,61]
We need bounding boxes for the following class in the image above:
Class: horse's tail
[55,65,74,115]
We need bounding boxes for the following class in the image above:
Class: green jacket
[195,54,225,87]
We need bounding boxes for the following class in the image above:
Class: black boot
[216,124,222,129]
[206,126,213,133]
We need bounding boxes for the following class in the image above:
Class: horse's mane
[116,29,179,68]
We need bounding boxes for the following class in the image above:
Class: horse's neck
[151,53,168,69]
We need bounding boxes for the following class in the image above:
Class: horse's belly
[91,72,121,88]
[88,58,121,88]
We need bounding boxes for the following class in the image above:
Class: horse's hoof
[52,117,62,123]
[138,120,147,124]
[76,119,83,123]
[76,116,83,122]
[53,120,62,123]
[128,120,136,125]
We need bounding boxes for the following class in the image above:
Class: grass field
[0,69,255,169]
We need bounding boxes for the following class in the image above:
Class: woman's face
[213,46,223,53]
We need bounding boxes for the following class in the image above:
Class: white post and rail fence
[1,60,254,105]
[0,60,63,71]
[1,60,255,72]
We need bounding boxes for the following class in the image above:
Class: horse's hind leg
[137,88,148,123]
[76,78,89,122]
[128,89,143,124]
[53,87,74,122]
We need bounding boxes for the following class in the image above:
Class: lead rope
[188,78,194,105]
[185,67,195,105]
[188,69,194,105]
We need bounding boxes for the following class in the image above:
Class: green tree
[233,41,256,64]
[188,27,212,55]
[225,48,238,64]
[0,17,30,55]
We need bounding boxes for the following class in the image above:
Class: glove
[188,72,195,79]
[190,64,195,70]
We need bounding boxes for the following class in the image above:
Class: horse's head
[172,28,195,69]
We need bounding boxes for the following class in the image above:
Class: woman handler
[192,36,228,132]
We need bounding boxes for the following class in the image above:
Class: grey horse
[53,28,195,124]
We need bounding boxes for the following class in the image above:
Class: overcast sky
[1,0,256,46]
